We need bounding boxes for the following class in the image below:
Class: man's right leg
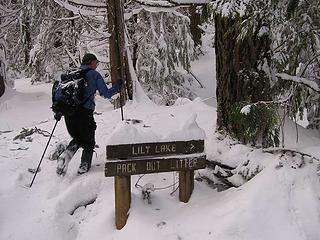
[77,149,93,175]
[56,139,79,176]
[77,109,96,175]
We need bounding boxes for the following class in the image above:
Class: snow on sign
[106,140,204,159]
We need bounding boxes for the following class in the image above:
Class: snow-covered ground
[1,57,320,239]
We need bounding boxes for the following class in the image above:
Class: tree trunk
[69,11,77,68]
[189,5,202,48]
[131,14,138,72]
[0,58,5,97]
[22,0,31,66]
[23,19,31,65]
[107,0,132,104]
[0,69,4,98]
[0,16,5,97]
[215,13,272,143]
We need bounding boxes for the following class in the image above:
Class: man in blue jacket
[56,53,122,176]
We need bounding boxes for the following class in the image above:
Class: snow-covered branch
[240,93,293,115]
[47,16,80,21]
[167,0,211,5]
[134,0,210,8]
[134,0,176,8]
[0,6,24,17]
[53,0,106,16]
[79,12,110,38]
[276,73,320,94]
[68,0,106,8]
[0,18,18,29]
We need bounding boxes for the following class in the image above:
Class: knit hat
[81,53,100,65]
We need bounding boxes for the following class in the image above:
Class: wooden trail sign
[106,140,204,159]
[105,140,206,230]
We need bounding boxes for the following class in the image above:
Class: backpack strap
[80,68,95,106]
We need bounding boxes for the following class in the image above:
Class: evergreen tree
[213,1,275,147]
[211,0,320,146]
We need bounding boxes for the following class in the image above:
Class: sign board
[105,155,206,177]
[105,139,206,230]
[106,140,204,159]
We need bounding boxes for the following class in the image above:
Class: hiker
[55,53,122,176]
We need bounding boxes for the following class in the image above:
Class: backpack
[51,68,91,116]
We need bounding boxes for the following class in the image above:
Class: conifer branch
[276,73,320,94]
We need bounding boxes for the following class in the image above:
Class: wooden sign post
[105,140,206,230]
[114,175,131,230]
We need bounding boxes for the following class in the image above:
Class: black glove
[54,113,62,121]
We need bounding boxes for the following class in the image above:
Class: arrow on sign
[189,143,194,151]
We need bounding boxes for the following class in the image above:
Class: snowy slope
[1,75,320,239]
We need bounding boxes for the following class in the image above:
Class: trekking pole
[119,87,124,121]
[28,120,59,188]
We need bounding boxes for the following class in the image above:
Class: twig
[10,147,29,151]
[206,159,235,170]
[34,127,51,137]
[13,127,52,140]
[300,52,320,77]
[13,128,35,141]
[64,47,79,67]
[0,5,24,17]
[188,71,204,88]
[294,115,299,144]
[0,130,13,134]
[79,12,110,38]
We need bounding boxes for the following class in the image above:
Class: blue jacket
[80,64,120,110]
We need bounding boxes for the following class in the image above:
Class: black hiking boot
[77,150,93,175]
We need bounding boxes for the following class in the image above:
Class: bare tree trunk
[131,14,138,72]
[107,0,132,104]
[0,66,4,97]
[22,0,31,66]
[0,16,5,97]
[215,13,272,143]
[69,11,77,68]
[189,5,202,48]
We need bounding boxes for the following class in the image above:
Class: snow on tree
[28,0,92,83]
[269,0,320,130]
[0,1,20,94]
[208,0,320,146]
[128,5,196,105]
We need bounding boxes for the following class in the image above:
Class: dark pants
[64,107,96,151]
[64,107,96,167]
